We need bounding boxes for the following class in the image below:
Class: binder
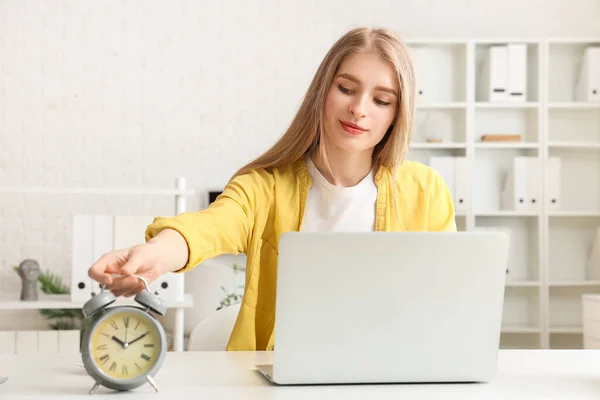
[508,43,527,102]
[71,215,95,302]
[501,157,528,212]
[575,46,600,102]
[411,47,430,102]
[454,157,469,214]
[479,45,509,102]
[429,156,455,204]
[429,156,469,214]
[92,215,114,295]
[526,157,540,212]
[547,157,561,211]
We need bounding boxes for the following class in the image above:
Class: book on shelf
[481,134,522,142]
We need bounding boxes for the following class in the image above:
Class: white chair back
[187,303,241,351]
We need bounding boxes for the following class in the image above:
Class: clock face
[89,310,161,381]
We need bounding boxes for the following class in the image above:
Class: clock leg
[146,375,160,393]
[89,381,101,395]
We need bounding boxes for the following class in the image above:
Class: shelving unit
[406,38,600,349]
[0,179,195,352]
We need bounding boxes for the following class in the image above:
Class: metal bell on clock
[82,289,116,318]
[133,276,167,316]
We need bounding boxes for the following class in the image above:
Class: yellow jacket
[145,158,456,351]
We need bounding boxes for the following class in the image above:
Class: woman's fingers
[105,275,139,295]
[88,248,130,285]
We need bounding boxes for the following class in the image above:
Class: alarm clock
[80,274,168,395]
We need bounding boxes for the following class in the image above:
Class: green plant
[13,265,85,331]
[217,262,245,311]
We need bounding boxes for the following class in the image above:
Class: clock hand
[111,336,126,348]
[127,331,150,346]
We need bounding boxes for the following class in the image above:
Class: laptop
[256,231,510,385]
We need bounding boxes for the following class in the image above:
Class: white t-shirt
[301,156,377,232]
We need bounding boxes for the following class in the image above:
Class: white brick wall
[1,0,599,331]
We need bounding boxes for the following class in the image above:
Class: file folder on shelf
[71,215,95,302]
[429,156,469,214]
[411,47,431,102]
[71,215,184,303]
[479,45,509,102]
[526,157,541,212]
[501,157,528,212]
[575,46,600,102]
[113,216,184,302]
[547,157,561,211]
[508,43,528,102]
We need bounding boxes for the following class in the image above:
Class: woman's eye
[375,99,391,106]
[338,84,353,94]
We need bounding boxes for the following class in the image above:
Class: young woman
[88,27,457,351]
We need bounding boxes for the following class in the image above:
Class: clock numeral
[110,320,118,330]
[109,361,117,372]
[143,343,154,348]
[122,365,128,376]
[135,362,142,370]
[99,354,110,364]
[134,320,141,331]
[123,317,130,328]
[97,344,108,350]
[101,333,110,338]
[141,353,151,361]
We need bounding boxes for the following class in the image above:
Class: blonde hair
[231,27,416,187]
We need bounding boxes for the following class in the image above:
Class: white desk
[1,350,599,399]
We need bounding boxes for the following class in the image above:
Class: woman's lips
[340,120,366,135]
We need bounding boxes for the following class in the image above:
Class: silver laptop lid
[271,231,509,384]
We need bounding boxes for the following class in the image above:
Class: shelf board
[475,211,540,217]
[416,102,467,109]
[549,327,583,334]
[549,281,600,287]
[547,38,600,44]
[474,102,539,109]
[406,39,469,45]
[475,142,539,149]
[472,38,542,44]
[410,142,467,149]
[501,326,540,334]
[0,187,196,195]
[506,281,541,288]
[548,102,600,109]
[0,294,194,310]
[548,211,600,217]
[548,141,600,150]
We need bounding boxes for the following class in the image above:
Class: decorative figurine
[17,259,40,301]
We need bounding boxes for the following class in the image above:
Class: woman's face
[323,51,398,156]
